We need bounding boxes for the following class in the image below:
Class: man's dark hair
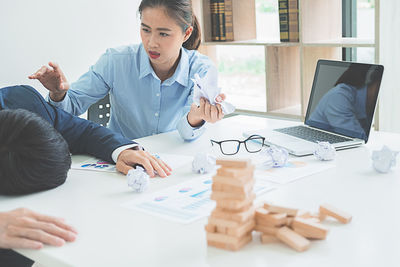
[0,109,71,195]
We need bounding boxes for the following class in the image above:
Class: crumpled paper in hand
[259,146,289,168]
[314,141,336,161]
[192,72,235,115]
[127,166,149,193]
[371,145,399,173]
[192,152,216,174]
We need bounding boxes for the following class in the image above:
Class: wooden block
[216,166,254,179]
[215,193,256,211]
[211,205,255,223]
[213,174,253,187]
[255,208,287,226]
[216,159,251,168]
[207,232,252,251]
[261,234,280,244]
[264,203,298,217]
[291,217,329,240]
[212,179,255,195]
[286,217,294,226]
[208,217,240,228]
[319,204,352,224]
[211,187,253,201]
[227,219,255,237]
[318,213,327,222]
[216,225,227,234]
[297,210,312,218]
[276,226,310,252]
[254,224,280,235]
[205,224,216,233]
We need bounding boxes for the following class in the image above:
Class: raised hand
[187,93,226,127]
[28,62,70,102]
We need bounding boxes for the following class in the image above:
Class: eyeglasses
[210,135,265,155]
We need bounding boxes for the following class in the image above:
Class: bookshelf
[192,0,380,120]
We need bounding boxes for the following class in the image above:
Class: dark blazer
[0,85,136,163]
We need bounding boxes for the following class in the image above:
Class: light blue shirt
[308,83,368,139]
[48,44,215,141]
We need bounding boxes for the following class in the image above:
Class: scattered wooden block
[254,224,281,235]
[264,203,298,217]
[261,234,280,244]
[207,232,252,251]
[216,159,252,168]
[255,208,287,226]
[319,204,352,224]
[276,226,311,252]
[291,217,329,240]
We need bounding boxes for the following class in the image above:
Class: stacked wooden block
[256,203,352,252]
[205,159,256,251]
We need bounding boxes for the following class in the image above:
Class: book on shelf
[288,0,299,42]
[278,0,299,42]
[210,0,234,41]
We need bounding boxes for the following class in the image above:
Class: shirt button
[155,113,159,117]
[156,93,160,97]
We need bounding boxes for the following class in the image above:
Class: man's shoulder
[0,85,44,105]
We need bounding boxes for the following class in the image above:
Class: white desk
[1,115,400,267]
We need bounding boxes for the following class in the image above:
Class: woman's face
[140,7,192,71]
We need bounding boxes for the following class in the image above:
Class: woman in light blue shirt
[29,0,224,141]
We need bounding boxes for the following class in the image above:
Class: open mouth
[149,51,160,59]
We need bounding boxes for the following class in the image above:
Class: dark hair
[138,0,201,50]
[0,109,71,195]
[335,64,379,89]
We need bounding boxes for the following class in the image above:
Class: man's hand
[28,62,70,102]
[0,208,77,250]
[116,149,172,178]
[187,94,226,127]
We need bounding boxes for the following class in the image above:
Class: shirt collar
[138,45,189,87]
[138,44,154,80]
[163,47,189,87]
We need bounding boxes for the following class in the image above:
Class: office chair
[87,94,111,126]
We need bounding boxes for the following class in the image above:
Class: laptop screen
[305,60,384,142]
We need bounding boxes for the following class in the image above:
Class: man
[0,85,172,265]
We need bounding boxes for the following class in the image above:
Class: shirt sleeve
[176,63,217,141]
[46,50,114,116]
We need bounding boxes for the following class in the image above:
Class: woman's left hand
[187,94,226,127]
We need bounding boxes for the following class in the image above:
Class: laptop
[244,59,384,156]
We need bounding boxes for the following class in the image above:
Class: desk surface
[1,115,400,267]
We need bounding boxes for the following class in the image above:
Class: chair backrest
[87,94,110,126]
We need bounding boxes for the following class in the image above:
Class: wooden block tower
[205,159,256,251]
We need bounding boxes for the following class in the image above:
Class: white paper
[254,157,335,184]
[71,153,194,173]
[122,175,276,224]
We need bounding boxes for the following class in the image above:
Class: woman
[29,0,225,141]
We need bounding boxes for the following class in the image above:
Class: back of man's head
[0,109,71,195]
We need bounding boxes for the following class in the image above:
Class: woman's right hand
[28,62,70,102]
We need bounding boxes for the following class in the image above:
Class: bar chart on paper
[122,175,275,224]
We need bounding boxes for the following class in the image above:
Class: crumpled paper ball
[259,146,289,168]
[371,146,399,173]
[192,152,216,174]
[191,72,235,114]
[314,141,336,161]
[127,166,149,193]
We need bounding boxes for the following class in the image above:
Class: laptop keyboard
[274,126,353,144]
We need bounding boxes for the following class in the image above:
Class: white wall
[0,0,141,96]
[379,0,400,133]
